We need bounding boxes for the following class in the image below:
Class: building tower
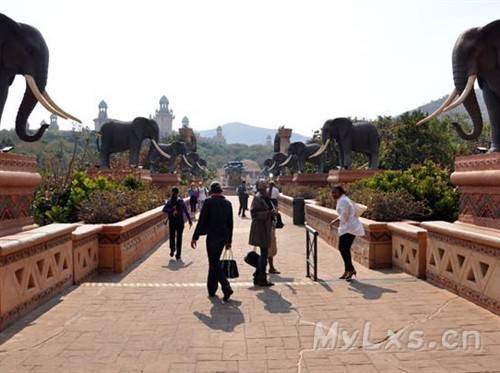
[214,125,225,144]
[49,114,59,131]
[93,100,108,131]
[182,116,189,128]
[154,95,174,139]
[266,134,272,146]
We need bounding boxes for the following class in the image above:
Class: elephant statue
[263,152,296,176]
[0,13,81,142]
[310,118,380,169]
[181,151,208,176]
[145,141,190,173]
[417,20,500,152]
[98,117,169,169]
[280,141,322,173]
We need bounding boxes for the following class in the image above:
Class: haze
[1,0,498,137]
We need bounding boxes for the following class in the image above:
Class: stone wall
[72,225,102,284]
[388,222,427,278]
[98,207,168,273]
[0,224,77,330]
[278,195,293,217]
[305,203,392,269]
[422,221,500,315]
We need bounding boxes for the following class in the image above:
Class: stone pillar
[0,153,41,237]
[451,153,500,229]
[179,127,195,152]
[278,127,292,154]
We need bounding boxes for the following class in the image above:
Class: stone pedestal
[86,167,152,183]
[293,173,329,187]
[277,127,292,154]
[151,173,180,190]
[327,169,380,185]
[277,175,294,186]
[0,153,41,237]
[451,153,500,229]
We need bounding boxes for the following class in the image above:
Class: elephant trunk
[450,54,483,140]
[16,49,49,142]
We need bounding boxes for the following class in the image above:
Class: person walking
[163,187,192,261]
[249,180,276,287]
[329,185,364,280]
[188,182,199,217]
[198,181,208,211]
[268,181,280,208]
[191,181,234,302]
[236,180,249,217]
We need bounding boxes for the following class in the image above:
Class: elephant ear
[131,118,143,142]
[0,13,21,66]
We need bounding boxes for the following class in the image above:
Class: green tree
[378,111,459,170]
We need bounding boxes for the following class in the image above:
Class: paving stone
[0,197,499,372]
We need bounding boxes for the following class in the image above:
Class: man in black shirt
[191,181,234,301]
[163,187,192,260]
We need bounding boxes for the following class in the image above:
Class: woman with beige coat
[249,180,276,287]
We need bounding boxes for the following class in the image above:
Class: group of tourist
[163,178,364,302]
[187,182,209,217]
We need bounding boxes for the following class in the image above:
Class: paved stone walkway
[0,196,499,373]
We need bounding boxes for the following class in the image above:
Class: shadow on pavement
[256,288,295,314]
[348,279,398,300]
[193,297,244,332]
[163,259,193,271]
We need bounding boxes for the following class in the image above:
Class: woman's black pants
[339,233,355,272]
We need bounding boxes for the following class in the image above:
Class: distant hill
[415,89,489,122]
[198,122,309,145]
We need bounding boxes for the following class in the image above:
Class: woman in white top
[198,181,208,211]
[329,185,365,280]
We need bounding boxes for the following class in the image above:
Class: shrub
[280,185,317,199]
[78,187,164,224]
[360,161,459,221]
[33,172,163,225]
[315,161,458,222]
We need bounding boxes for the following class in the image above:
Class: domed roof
[99,100,107,108]
[241,159,260,172]
[160,95,169,104]
[182,116,189,124]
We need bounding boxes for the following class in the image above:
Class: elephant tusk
[279,154,293,167]
[416,88,457,125]
[309,138,330,158]
[25,75,69,120]
[441,75,477,114]
[183,154,193,168]
[42,91,82,123]
[151,139,171,159]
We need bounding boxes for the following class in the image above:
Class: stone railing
[421,221,500,315]
[0,224,77,330]
[98,206,168,273]
[278,195,293,217]
[387,222,427,278]
[72,225,102,284]
[305,203,392,269]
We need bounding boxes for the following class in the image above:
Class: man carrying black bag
[191,181,234,302]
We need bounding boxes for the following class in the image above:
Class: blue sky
[1,0,499,136]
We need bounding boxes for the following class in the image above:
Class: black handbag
[244,247,259,268]
[220,249,239,279]
[275,213,284,229]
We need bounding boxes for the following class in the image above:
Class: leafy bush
[33,172,163,225]
[315,161,458,222]
[280,185,317,199]
[316,187,335,209]
[78,187,164,224]
[360,161,459,221]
